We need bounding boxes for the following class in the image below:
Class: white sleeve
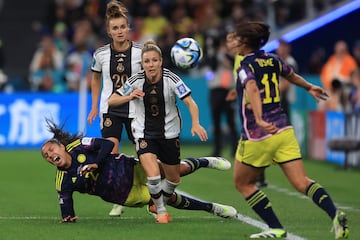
[167,70,191,99]
[91,51,102,72]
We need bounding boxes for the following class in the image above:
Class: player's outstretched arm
[286,72,329,102]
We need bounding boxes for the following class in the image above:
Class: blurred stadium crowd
[0,0,359,114]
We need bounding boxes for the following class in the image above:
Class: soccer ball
[170,38,203,70]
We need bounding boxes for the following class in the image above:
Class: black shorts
[101,113,135,143]
[135,138,180,165]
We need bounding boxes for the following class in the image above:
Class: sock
[147,176,166,214]
[246,190,283,229]
[306,182,337,219]
[181,158,208,176]
[162,179,180,205]
[168,192,212,212]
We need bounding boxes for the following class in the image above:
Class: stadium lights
[263,0,360,52]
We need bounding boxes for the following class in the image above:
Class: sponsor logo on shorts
[104,118,112,127]
[175,138,180,148]
[140,140,148,149]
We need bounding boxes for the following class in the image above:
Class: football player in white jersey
[87,1,141,217]
[108,40,208,223]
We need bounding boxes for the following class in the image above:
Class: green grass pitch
[0,143,359,240]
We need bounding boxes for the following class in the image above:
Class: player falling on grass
[232,21,349,239]
[41,120,235,223]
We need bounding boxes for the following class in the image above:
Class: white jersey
[118,68,192,139]
[91,41,142,118]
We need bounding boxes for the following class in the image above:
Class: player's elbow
[108,94,120,107]
[108,98,115,107]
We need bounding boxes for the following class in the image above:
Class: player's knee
[234,179,247,192]
[234,182,241,192]
[292,178,313,193]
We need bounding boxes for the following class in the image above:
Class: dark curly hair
[236,21,270,50]
[43,118,82,147]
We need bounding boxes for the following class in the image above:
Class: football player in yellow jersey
[225,31,268,187]
[233,21,346,239]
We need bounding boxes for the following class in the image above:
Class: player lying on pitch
[41,120,237,223]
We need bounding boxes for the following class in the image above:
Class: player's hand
[87,109,98,126]
[80,163,98,176]
[257,119,278,135]
[130,89,145,99]
[61,215,78,223]
[226,89,237,101]
[191,124,208,142]
[307,85,329,102]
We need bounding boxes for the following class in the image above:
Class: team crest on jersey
[117,63,124,73]
[77,154,86,163]
[139,140,148,149]
[176,83,187,95]
[104,118,112,127]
